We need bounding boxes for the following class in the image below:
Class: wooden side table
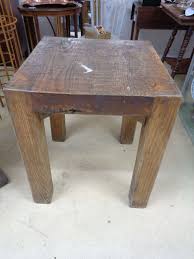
[4,37,182,208]
[161,3,194,78]
[130,2,181,40]
[18,2,83,142]
[131,2,191,77]
[18,3,82,51]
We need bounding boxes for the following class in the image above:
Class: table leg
[129,98,181,208]
[66,16,71,37]
[161,28,178,62]
[120,116,137,144]
[133,24,139,40]
[24,16,38,52]
[130,20,135,40]
[5,92,53,203]
[34,16,41,42]
[171,27,193,78]
[50,113,66,142]
[79,13,84,36]
[73,14,78,38]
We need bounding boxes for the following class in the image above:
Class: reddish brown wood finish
[161,3,194,26]
[4,37,182,206]
[161,3,194,78]
[131,2,193,77]
[130,2,187,40]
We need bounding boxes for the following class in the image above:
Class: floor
[0,77,194,259]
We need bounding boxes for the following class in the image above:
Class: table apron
[31,93,154,116]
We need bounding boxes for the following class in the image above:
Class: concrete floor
[0,90,194,258]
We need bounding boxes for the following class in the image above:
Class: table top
[5,37,181,98]
[161,3,194,26]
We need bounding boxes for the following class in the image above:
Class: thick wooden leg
[5,92,53,203]
[171,27,193,78]
[161,28,178,63]
[120,116,137,144]
[129,98,181,208]
[50,113,66,142]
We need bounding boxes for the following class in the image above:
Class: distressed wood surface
[32,93,153,116]
[5,92,53,203]
[129,97,182,208]
[4,37,183,206]
[5,37,180,98]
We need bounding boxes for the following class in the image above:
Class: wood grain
[129,97,182,208]
[50,113,66,141]
[5,37,181,98]
[3,37,183,206]
[120,116,137,144]
[5,92,53,203]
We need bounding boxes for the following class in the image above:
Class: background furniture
[0,0,24,188]
[0,0,27,56]
[131,1,191,77]
[161,3,194,78]
[18,2,82,52]
[19,1,84,142]
[4,37,182,207]
[130,2,180,40]
[0,0,23,107]
[179,53,194,144]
